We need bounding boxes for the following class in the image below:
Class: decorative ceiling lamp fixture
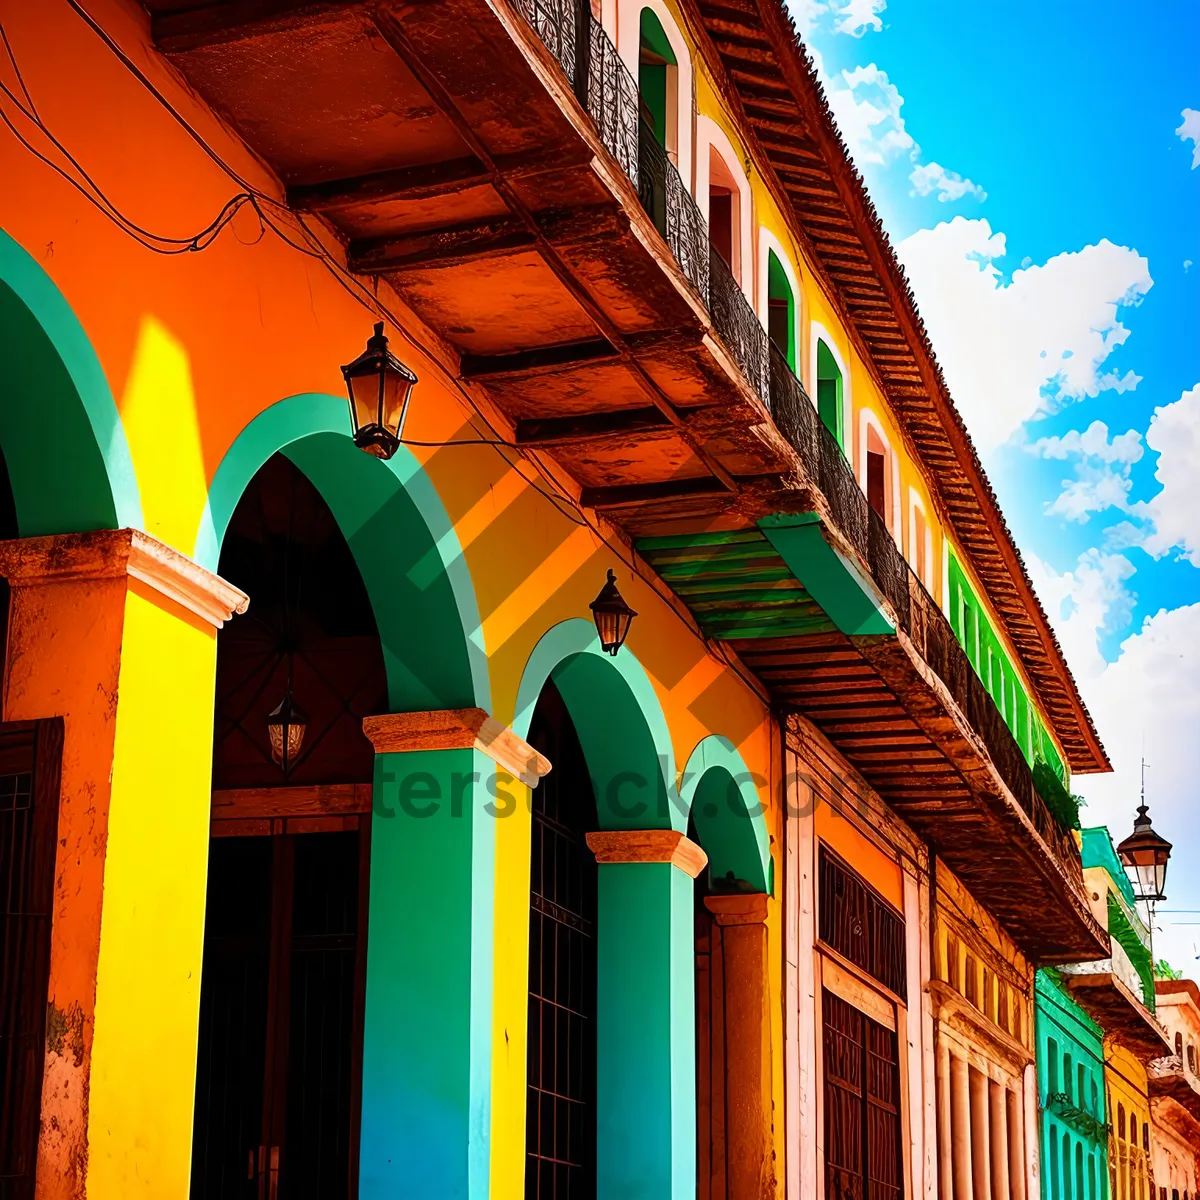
[340,322,418,460]
[590,569,637,656]
[267,691,307,775]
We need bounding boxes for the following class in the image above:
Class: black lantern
[340,322,418,460]
[267,691,307,774]
[590,569,636,655]
[1117,803,1172,903]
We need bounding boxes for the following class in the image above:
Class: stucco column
[0,530,247,1200]
[1007,1086,1026,1200]
[990,1079,1010,1200]
[970,1066,993,1200]
[950,1050,973,1200]
[937,1039,953,1200]
[360,709,549,1200]
[587,829,708,1200]
[704,892,773,1200]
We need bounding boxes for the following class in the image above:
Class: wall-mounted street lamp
[267,691,307,774]
[1117,802,1172,904]
[341,322,418,460]
[590,569,636,655]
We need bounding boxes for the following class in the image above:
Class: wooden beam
[287,149,584,213]
[516,407,671,447]
[154,0,362,53]
[461,338,619,381]
[581,477,732,510]
[348,205,625,274]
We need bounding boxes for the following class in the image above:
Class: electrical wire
[5,2,772,705]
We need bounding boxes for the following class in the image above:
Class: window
[706,147,742,278]
[818,846,906,996]
[525,683,599,1198]
[1047,1038,1059,1095]
[909,495,931,589]
[1175,1032,1183,1057]
[638,9,677,153]
[1188,1042,1197,1073]
[767,250,796,369]
[862,420,894,531]
[822,989,902,1200]
[816,338,844,448]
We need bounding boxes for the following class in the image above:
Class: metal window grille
[818,846,906,998]
[823,989,902,1200]
[525,684,598,1199]
[0,719,64,1199]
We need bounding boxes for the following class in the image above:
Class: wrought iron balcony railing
[769,345,1080,861]
[515,0,768,404]
[513,0,1079,859]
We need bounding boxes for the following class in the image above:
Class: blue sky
[791,0,1200,967]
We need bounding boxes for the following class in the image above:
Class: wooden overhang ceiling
[143,0,1105,959]
[689,0,1109,776]
[147,0,796,520]
[1063,971,1173,1063]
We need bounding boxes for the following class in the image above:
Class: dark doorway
[191,454,385,1200]
[524,682,599,1199]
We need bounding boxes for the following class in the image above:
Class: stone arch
[0,228,141,535]
[198,392,489,713]
[514,616,678,831]
[680,735,771,893]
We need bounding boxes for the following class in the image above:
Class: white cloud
[1177,108,1200,169]
[909,161,987,203]
[821,62,915,165]
[895,218,1153,453]
[833,0,886,36]
[1025,421,1143,522]
[1135,385,1200,565]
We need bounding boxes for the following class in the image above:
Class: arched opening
[708,148,740,278]
[514,622,689,1196]
[204,396,490,1198]
[909,493,931,590]
[767,250,797,371]
[865,423,893,527]
[816,338,844,448]
[638,8,678,154]
[523,680,600,1198]
[192,452,387,1200]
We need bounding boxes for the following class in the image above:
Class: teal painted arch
[514,618,680,831]
[0,228,142,535]
[198,392,489,714]
[679,736,771,894]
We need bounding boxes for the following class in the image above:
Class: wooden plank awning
[692,0,1108,775]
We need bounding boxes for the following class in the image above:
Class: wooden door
[191,818,369,1200]
[0,719,63,1200]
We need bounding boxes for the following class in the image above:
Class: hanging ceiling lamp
[340,322,418,460]
[267,691,308,774]
[590,569,637,656]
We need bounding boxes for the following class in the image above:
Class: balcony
[146,0,1105,960]
[1147,1055,1200,1122]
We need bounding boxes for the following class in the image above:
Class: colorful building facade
[0,2,1128,1200]
[1148,981,1200,1200]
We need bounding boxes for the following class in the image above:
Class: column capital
[362,708,552,788]
[586,829,708,878]
[703,892,769,926]
[0,529,248,628]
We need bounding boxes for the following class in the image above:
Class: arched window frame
[618,0,693,184]
[857,408,902,541]
[757,227,802,365]
[809,320,851,441]
[695,115,752,289]
[907,487,934,592]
